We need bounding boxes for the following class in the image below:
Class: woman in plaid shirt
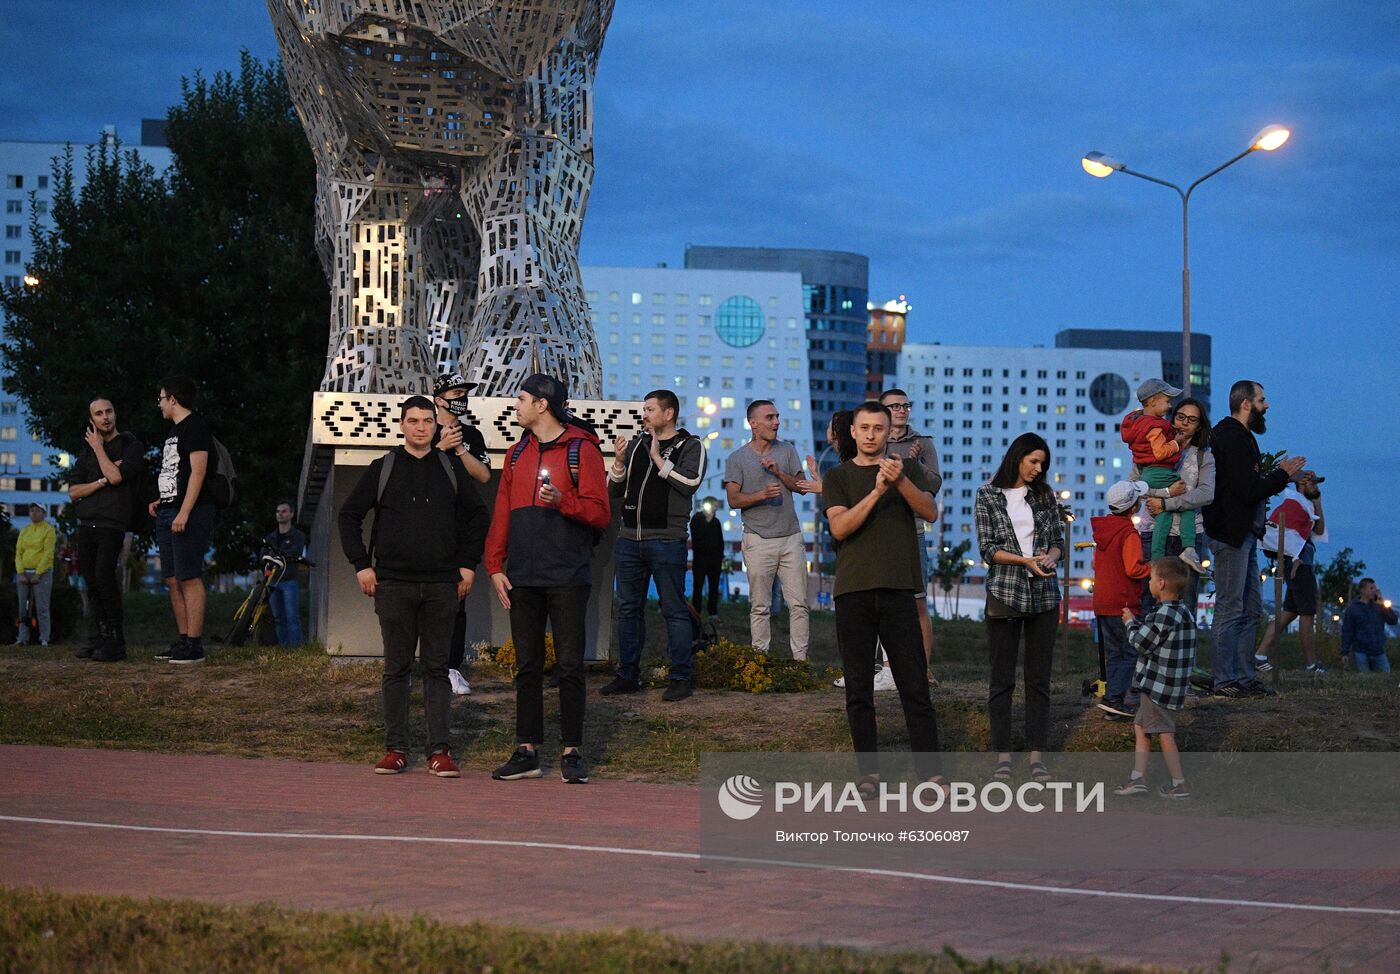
[975,433,1063,784]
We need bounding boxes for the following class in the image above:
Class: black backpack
[205,435,237,510]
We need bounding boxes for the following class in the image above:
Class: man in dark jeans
[69,397,145,662]
[486,373,611,784]
[263,501,307,646]
[1202,380,1305,697]
[822,401,942,787]
[603,389,707,702]
[339,396,487,778]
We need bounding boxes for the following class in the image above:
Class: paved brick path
[3,745,1398,971]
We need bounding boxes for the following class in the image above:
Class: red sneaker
[374,750,408,774]
[427,750,461,778]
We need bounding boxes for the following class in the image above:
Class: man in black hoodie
[1202,379,1305,697]
[339,396,488,777]
[69,397,146,662]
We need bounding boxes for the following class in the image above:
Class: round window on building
[1089,373,1131,415]
[714,295,765,347]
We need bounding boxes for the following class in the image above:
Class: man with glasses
[151,376,217,664]
[880,389,942,677]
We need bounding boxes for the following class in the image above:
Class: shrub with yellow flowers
[692,637,835,693]
[491,633,557,675]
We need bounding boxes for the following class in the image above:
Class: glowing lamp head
[1081,151,1123,178]
[1251,124,1290,151]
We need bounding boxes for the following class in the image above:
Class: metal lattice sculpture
[268,0,612,397]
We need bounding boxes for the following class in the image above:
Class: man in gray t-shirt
[723,400,809,660]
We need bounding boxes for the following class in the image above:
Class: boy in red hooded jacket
[486,374,612,784]
[1092,480,1153,720]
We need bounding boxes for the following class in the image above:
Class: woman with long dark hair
[798,410,856,495]
[1131,397,1213,613]
[974,432,1064,782]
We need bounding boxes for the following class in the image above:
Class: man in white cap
[1091,480,1153,719]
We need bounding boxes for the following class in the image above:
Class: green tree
[931,538,973,618]
[0,52,326,568]
[1317,546,1367,619]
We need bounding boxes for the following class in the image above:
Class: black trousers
[78,525,126,636]
[835,588,941,777]
[691,557,722,617]
[374,580,457,754]
[509,585,589,749]
[986,608,1059,752]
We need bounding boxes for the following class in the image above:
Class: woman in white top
[974,433,1064,784]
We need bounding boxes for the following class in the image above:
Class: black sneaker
[76,633,104,659]
[560,751,590,784]
[1238,679,1276,697]
[1211,681,1241,698]
[598,676,641,696]
[1158,782,1191,800]
[491,746,542,780]
[155,639,184,661]
[167,644,205,665]
[661,680,693,702]
[1096,698,1136,718]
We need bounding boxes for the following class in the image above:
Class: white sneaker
[448,669,472,696]
[833,675,846,688]
[1179,547,1205,573]
[872,666,897,692]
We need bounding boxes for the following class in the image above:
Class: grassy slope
[2,595,1394,778]
[0,887,1217,974]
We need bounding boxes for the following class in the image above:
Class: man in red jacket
[1092,480,1153,720]
[486,373,611,784]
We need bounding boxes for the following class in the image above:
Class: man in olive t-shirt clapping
[821,401,942,779]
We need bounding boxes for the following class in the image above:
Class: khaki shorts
[1135,695,1176,735]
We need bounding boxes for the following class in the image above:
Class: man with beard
[1202,380,1305,697]
[69,398,146,661]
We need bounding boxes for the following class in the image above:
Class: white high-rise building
[1,124,173,518]
[582,265,818,576]
[897,342,1163,583]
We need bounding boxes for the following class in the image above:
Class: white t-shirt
[1002,486,1036,558]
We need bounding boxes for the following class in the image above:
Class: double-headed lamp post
[1081,124,1291,399]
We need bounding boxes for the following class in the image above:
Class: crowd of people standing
[12,365,1391,790]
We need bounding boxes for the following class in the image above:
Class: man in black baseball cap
[431,373,490,697]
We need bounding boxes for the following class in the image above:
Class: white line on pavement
[3,813,1398,917]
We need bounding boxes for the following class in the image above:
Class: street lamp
[1081,124,1291,400]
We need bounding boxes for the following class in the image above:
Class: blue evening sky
[4,1,1396,585]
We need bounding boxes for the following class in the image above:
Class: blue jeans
[1208,535,1260,687]
[269,578,304,646]
[615,537,693,683]
[1353,652,1391,673]
[1097,616,1136,703]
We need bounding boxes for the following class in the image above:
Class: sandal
[1029,761,1051,783]
[991,760,1012,782]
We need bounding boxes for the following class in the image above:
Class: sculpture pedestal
[298,393,642,660]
